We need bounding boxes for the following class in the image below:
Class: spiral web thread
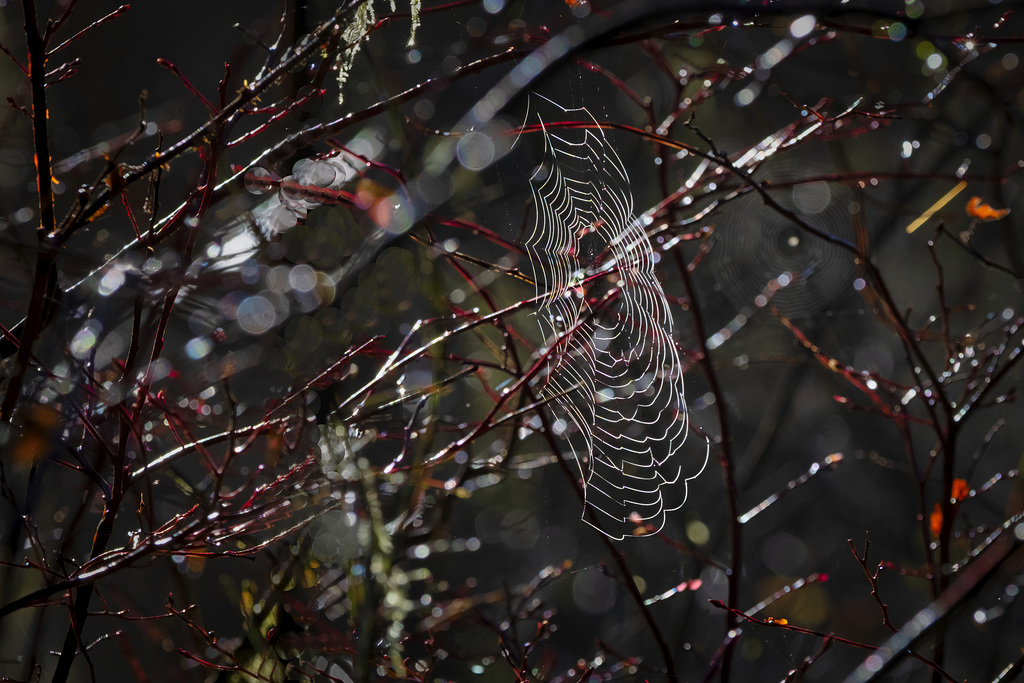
[526,104,705,540]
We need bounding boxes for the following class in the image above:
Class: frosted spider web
[526,101,706,540]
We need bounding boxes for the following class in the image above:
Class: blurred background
[1,1,1022,681]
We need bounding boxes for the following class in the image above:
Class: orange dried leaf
[9,404,60,465]
[264,430,284,467]
[930,502,942,538]
[951,478,970,502]
[966,196,1010,221]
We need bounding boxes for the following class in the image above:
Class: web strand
[525,100,706,540]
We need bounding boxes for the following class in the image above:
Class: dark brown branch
[1,0,57,424]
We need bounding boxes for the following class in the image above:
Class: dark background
[1,1,1023,681]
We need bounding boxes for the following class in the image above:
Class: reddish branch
[672,247,743,681]
[708,600,959,682]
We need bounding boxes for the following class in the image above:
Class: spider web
[525,101,706,540]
